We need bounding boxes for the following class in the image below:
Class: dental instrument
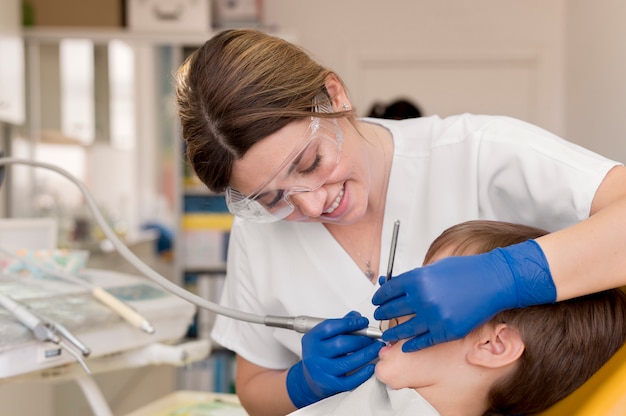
[379,220,400,332]
[0,157,385,339]
[0,246,155,334]
[385,220,400,284]
[0,291,92,374]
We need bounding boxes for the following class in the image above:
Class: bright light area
[109,40,136,150]
[10,138,86,217]
[60,39,94,145]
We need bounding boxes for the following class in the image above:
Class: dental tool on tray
[0,157,394,340]
[0,246,155,335]
[0,291,92,374]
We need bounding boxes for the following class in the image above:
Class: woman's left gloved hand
[372,240,557,352]
[286,311,384,408]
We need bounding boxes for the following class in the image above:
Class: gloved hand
[286,311,384,408]
[372,240,556,352]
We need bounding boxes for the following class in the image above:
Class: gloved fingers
[320,340,384,377]
[308,312,370,341]
[401,332,440,353]
[306,334,381,358]
[302,330,374,357]
[371,277,408,305]
[373,298,416,321]
[381,317,428,342]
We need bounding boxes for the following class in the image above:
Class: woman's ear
[467,323,524,369]
[324,73,351,112]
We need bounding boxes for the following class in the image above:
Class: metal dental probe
[378,220,400,333]
[385,220,401,284]
[264,220,401,339]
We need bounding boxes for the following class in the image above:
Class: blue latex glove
[372,240,556,352]
[286,311,384,408]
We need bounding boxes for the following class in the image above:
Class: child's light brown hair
[424,220,626,415]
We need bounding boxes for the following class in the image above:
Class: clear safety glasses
[225,116,343,223]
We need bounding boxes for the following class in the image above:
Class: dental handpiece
[263,220,401,340]
[264,315,383,339]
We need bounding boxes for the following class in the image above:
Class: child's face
[375,316,469,390]
[375,245,470,389]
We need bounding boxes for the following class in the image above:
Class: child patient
[289,220,626,416]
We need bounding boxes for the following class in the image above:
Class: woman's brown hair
[175,29,350,193]
[424,220,626,415]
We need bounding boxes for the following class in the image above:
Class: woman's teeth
[324,185,344,214]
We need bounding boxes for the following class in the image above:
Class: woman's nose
[289,188,327,218]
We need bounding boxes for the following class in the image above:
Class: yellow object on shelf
[182,214,234,231]
[126,390,247,416]
[538,342,626,416]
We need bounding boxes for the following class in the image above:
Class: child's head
[375,220,626,416]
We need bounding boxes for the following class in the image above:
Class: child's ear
[323,73,351,112]
[467,323,524,369]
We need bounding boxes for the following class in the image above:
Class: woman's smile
[323,184,345,214]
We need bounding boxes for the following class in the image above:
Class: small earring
[342,104,350,111]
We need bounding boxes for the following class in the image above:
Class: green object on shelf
[22,2,34,26]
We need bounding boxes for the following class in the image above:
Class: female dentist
[175,29,626,416]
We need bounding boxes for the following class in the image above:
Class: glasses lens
[225,187,296,223]
[226,117,342,222]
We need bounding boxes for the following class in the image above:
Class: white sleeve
[473,116,620,231]
[210,219,299,370]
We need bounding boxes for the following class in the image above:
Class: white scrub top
[211,114,620,370]
[287,376,439,416]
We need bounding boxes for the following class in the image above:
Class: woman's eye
[299,154,322,175]
[255,189,284,210]
[264,190,284,209]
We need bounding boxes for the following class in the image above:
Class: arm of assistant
[373,165,626,351]
[235,312,384,416]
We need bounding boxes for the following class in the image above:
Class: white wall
[265,0,566,135]
[265,1,626,165]
[565,1,626,163]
